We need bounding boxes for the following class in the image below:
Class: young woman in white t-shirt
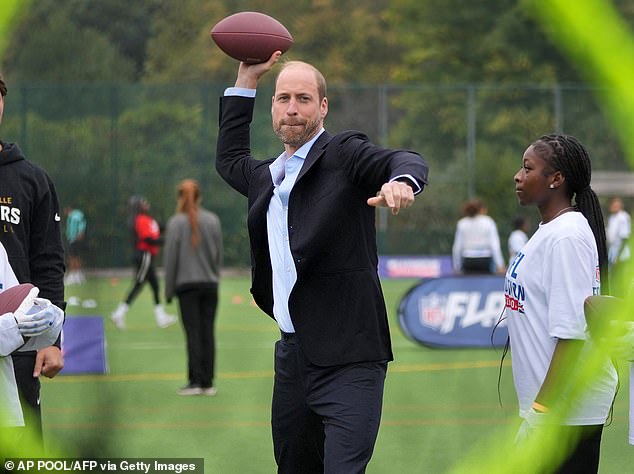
[452,198,506,274]
[504,134,617,473]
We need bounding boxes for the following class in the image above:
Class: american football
[0,283,37,316]
[210,11,293,64]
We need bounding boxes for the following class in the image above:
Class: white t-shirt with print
[504,211,617,425]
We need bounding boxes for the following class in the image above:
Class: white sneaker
[111,302,128,330]
[82,299,97,309]
[154,304,177,328]
[67,296,81,306]
[201,387,217,397]
[178,385,202,396]
[157,315,177,328]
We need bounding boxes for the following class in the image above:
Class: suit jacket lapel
[296,131,331,183]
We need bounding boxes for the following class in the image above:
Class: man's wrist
[395,177,415,190]
[389,175,422,194]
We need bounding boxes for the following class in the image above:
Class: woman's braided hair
[532,134,609,293]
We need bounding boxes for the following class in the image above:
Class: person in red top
[111,196,176,329]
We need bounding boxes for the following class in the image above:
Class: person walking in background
[63,206,86,285]
[452,198,506,274]
[163,179,223,397]
[111,195,176,330]
[215,52,428,473]
[0,73,66,441]
[606,197,631,297]
[507,215,530,265]
[606,196,630,270]
[504,134,617,472]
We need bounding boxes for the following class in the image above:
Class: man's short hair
[0,74,7,97]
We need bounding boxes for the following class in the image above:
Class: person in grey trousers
[163,179,223,396]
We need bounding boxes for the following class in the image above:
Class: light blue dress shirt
[266,131,324,333]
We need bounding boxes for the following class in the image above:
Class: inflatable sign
[398,275,508,348]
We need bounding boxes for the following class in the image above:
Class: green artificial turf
[36,275,633,473]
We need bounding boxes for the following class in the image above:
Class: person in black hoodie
[0,73,66,441]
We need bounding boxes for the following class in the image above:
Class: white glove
[15,286,39,314]
[514,407,550,445]
[14,297,63,337]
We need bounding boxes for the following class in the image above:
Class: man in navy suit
[216,51,429,473]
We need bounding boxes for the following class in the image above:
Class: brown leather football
[211,11,293,64]
[0,283,36,316]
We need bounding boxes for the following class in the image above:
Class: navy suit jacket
[216,95,429,366]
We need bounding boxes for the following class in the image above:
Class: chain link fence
[1,82,627,268]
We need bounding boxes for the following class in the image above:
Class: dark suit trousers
[272,333,387,474]
[177,288,218,388]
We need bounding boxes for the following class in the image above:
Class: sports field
[44,274,633,473]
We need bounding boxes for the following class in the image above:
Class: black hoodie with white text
[0,141,65,315]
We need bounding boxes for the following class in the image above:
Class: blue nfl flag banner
[398,275,508,348]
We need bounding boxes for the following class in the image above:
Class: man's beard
[274,117,320,148]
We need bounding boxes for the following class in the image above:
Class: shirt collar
[292,128,325,160]
[269,128,325,183]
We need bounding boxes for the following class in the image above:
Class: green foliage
[384,0,576,84]
[282,0,398,83]
[65,0,159,77]
[142,0,401,85]
[143,0,227,83]
[3,6,135,81]
[526,0,634,164]
[1,0,160,81]
[0,0,31,61]
[0,423,63,461]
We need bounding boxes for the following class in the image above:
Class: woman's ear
[549,170,565,189]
